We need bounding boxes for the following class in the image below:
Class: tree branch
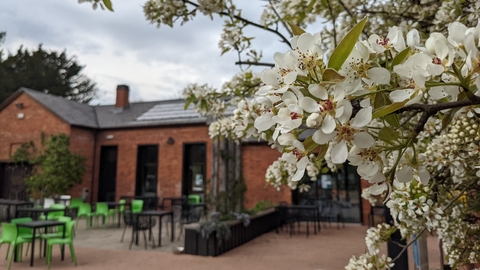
[235,61,275,67]
[185,0,291,45]
[402,96,480,133]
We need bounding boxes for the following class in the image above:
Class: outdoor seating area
[0,195,447,270]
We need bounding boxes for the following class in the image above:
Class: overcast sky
[0,0,288,105]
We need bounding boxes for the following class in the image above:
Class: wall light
[106,134,114,140]
[167,137,174,145]
[17,113,24,119]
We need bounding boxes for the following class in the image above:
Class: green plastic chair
[108,199,126,224]
[0,223,32,269]
[188,194,201,204]
[131,200,144,213]
[69,198,83,209]
[92,202,111,228]
[41,216,72,239]
[11,217,34,256]
[76,203,93,228]
[39,204,66,220]
[40,216,72,257]
[45,221,77,269]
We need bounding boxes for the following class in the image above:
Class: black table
[120,195,158,210]
[0,199,33,222]
[161,197,187,209]
[16,207,66,221]
[136,210,174,248]
[275,205,320,237]
[16,220,66,267]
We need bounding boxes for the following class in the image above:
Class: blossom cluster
[182,83,226,117]
[345,223,395,270]
[437,205,480,267]
[265,156,319,192]
[250,19,480,268]
[386,181,445,237]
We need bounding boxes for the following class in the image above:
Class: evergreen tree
[0,43,96,104]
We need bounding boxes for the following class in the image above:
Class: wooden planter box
[184,208,279,256]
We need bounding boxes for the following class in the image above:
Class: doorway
[182,143,206,200]
[98,146,118,202]
[135,145,158,196]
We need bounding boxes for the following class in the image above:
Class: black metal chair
[129,213,157,249]
[320,200,345,229]
[368,203,385,227]
[120,210,133,242]
[177,205,204,240]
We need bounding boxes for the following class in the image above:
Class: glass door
[182,143,206,200]
[135,145,158,196]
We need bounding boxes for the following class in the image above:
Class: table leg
[117,210,121,228]
[7,205,12,222]
[158,216,162,247]
[30,228,36,267]
[61,223,65,261]
[171,213,174,242]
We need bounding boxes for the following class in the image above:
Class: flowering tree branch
[404,96,480,133]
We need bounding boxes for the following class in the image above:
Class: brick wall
[360,179,372,226]
[69,126,96,199]
[93,125,211,202]
[0,93,70,161]
[242,143,291,209]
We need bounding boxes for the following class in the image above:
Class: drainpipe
[89,128,98,204]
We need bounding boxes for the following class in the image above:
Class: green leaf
[321,68,345,84]
[184,99,192,110]
[392,48,410,67]
[384,114,401,128]
[373,92,392,108]
[303,135,319,152]
[328,17,368,71]
[372,101,407,119]
[102,0,114,11]
[441,107,460,131]
[315,143,329,162]
[378,126,400,143]
[287,22,306,36]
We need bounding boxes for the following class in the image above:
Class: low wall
[184,208,279,256]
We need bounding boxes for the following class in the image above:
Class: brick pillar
[115,85,130,109]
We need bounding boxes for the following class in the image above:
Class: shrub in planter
[199,212,231,245]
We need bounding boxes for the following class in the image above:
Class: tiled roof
[22,88,98,128]
[1,88,206,129]
[95,99,207,129]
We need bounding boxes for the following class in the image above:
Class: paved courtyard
[0,220,442,270]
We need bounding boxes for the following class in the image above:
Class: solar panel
[136,102,200,121]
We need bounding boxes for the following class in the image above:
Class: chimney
[115,85,130,109]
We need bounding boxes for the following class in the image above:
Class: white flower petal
[368,67,391,84]
[390,89,415,103]
[351,107,372,128]
[396,166,413,183]
[353,132,375,148]
[331,140,348,164]
[300,97,319,113]
[321,114,336,134]
[418,167,430,185]
[284,71,298,85]
[308,84,328,99]
[254,114,274,131]
[312,130,336,144]
[368,183,387,195]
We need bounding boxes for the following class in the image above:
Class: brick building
[0,86,368,223]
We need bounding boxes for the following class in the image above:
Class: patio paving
[0,220,442,270]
